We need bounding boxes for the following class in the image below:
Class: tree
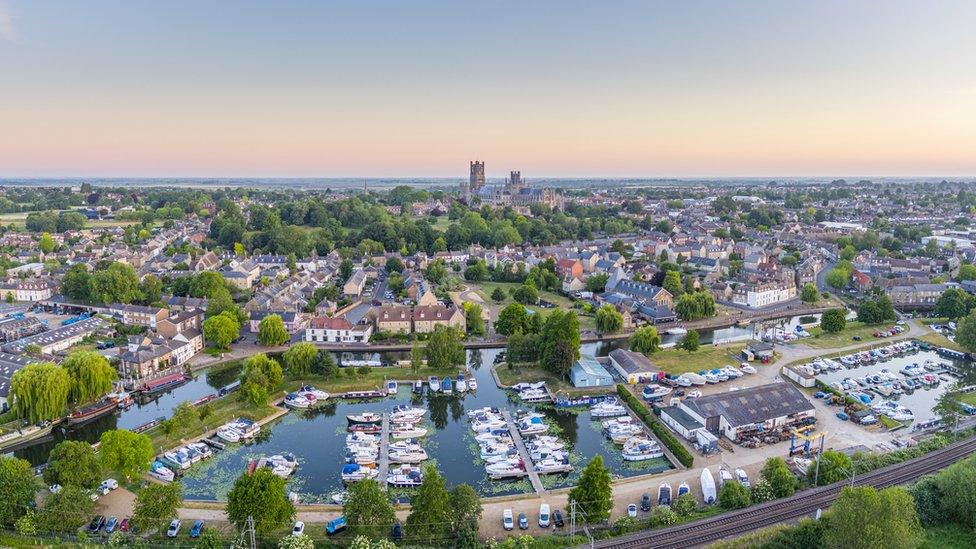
[0,456,36,526]
[242,353,284,392]
[857,295,895,324]
[671,493,697,517]
[43,440,102,489]
[649,505,678,526]
[37,484,93,533]
[132,482,182,535]
[718,480,750,510]
[825,267,850,289]
[189,272,230,299]
[227,468,295,535]
[585,273,609,293]
[629,325,661,355]
[344,479,396,539]
[203,313,239,350]
[279,534,315,549]
[539,310,581,378]
[89,261,142,304]
[406,464,451,543]
[680,329,700,352]
[258,314,290,346]
[934,287,976,320]
[825,486,921,549]
[512,284,538,305]
[662,270,684,298]
[491,286,506,303]
[463,260,489,281]
[339,258,354,280]
[99,429,154,481]
[956,309,976,352]
[750,477,775,503]
[568,455,613,523]
[313,351,340,378]
[933,455,976,528]
[62,350,117,404]
[162,401,204,436]
[495,303,530,336]
[808,450,852,486]
[140,274,163,304]
[283,342,318,378]
[820,308,847,333]
[958,263,976,282]
[801,283,819,303]
[760,457,796,498]
[464,302,486,336]
[39,232,55,253]
[595,305,623,334]
[206,290,247,325]
[448,483,483,532]
[9,362,70,422]
[933,382,966,433]
[426,325,465,370]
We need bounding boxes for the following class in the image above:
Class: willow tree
[10,363,70,422]
[62,351,117,404]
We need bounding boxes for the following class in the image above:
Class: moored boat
[66,396,120,425]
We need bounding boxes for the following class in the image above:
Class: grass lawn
[650,343,750,375]
[878,415,906,430]
[144,397,275,452]
[919,524,976,549]
[429,216,453,231]
[916,331,966,352]
[802,321,897,349]
[468,280,598,330]
[282,365,470,394]
[958,392,976,406]
[495,363,611,395]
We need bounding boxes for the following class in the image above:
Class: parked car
[100,479,119,492]
[627,504,638,518]
[836,411,850,421]
[502,509,514,531]
[641,493,651,512]
[518,512,528,530]
[166,519,181,538]
[190,520,205,538]
[119,518,130,533]
[88,516,105,534]
[392,521,403,542]
[553,509,565,528]
[291,521,304,536]
[538,504,551,528]
[48,484,62,494]
[104,517,118,534]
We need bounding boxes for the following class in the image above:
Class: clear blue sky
[2,0,975,178]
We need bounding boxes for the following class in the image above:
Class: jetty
[378,413,390,488]
[501,410,545,494]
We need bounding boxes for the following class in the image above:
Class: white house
[305,316,373,343]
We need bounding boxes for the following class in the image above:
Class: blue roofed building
[570,355,614,388]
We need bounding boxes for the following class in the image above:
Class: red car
[119,518,130,532]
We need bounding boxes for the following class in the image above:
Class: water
[178,348,673,502]
[815,349,975,423]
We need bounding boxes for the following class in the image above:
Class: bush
[616,385,694,467]
[719,481,750,510]
[649,505,678,527]
[671,493,697,517]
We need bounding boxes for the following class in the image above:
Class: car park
[502,509,514,531]
[166,519,181,538]
[190,520,205,538]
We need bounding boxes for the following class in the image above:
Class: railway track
[592,435,976,549]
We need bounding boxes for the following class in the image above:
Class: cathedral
[459,161,563,210]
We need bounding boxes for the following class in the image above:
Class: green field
[468,280,597,331]
[495,363,612,395]
[650,342,753,374]
[958,392,976,406]
[802,321,899,349]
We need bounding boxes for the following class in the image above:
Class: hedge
[616,384,694,467]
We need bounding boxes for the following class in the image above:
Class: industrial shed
[678,382,816,441]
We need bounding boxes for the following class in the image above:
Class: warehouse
[678,382,816,441]
[608,348,660,384]
[570,355,614,388]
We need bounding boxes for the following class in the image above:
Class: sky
[1,0,975,179]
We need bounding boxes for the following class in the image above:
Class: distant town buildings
[460,161,563,210]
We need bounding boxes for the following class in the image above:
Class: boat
[622,437,663,460]
[391,426,428,439]
[249,454,298,478]
[468,378,478,391]
[517,416,549,436]
[66,396,120,425]
[388,449,429,464]
[346,432,379,446]
[486,459,527,477]
[187,442,213,461]
[386,380,398,395]
[704,373,720,384]
[683,373,706,386]
[535,456,573,474]
[677,482,690,497]
[412,380,423,394]
[347,423,382,433]
[666,327,688,336]
[150,461,175,482]
[347,412,383,425]
[342,390,386,400]
[428,376,440,392]
[137,372,189,395]
[519,388,549,401]
[0,421,55,452]
[229,418,261,438]
[590,400,628,418]
[283,392,312,409]
[216,425,243,443]
[387,465,424,487]
[331,492,349,505]
[718,467,733,488]
[299,384,330,401]
[341,463,378,483]
[455,374,468,393]
[162,450,191,470]
[658,483,672,506]
[700,469,716,504]
[511,381,546,391]
[672,375,693,387]
[642,384,672,400]
[440,377,453,394]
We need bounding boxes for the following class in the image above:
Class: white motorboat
[535,457,572,473]
[284,392,312,409]
[666,327,688,336]
[673,376,693,387]
[739,364,756,374]
[391,426,428,439]
[683,373,707,386]
[300,384,330,401]
[331,491,349,505]
[642,384,672,400]
[388,449,429,464]
[341,463,378,483]
[700,469,716,504]
[347,412,383,425]
[387,465,423,487]
[486,460,526,476]
[658,483,672,506]
[150,461,175,482]
[386,380,398,395]
[511,381,546,391]
[602,416,636,430]
[187,442,213,461]
[622,437,663,461]
[519,388,548,401]
[677,482,690,497]
[389,440,424,452]
[607,424,644,444]
[517,417,549,436]
[704,373,720,384]
[346,432,379,446]
[216,425,243,443]
[468,378,478,391]
[718,467,733,488]
[484,451,520,464]
[590,401,628,418]
[471,419,507,433]
[734,468,749,487]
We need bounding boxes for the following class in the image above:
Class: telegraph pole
[236,516,256,549]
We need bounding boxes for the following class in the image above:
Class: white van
[538,503,551,527]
